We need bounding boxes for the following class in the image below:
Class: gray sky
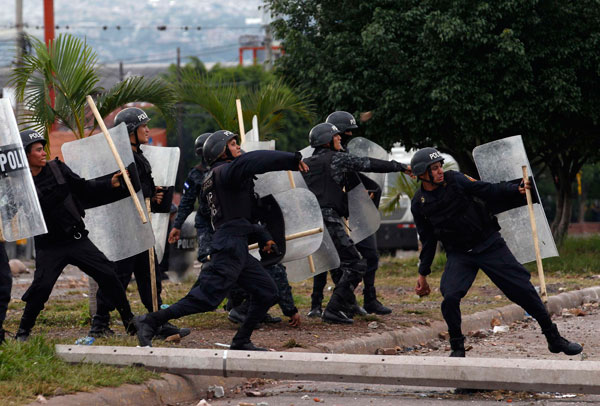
[0,0,266,66]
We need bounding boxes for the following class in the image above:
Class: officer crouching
[134,130,309,350]
[15,130,136,341]
[411,147,582,357]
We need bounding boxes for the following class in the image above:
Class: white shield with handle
[472,135,558,264]
[0,99,47,241]
[139,145,180,262]
[62,123,155,261]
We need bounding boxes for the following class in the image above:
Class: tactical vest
[202,164,255,229]
[35,160,86,239]
[415,171,500,252]
[302,150,349,218]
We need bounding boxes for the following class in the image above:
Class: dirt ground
[5,255,596,351]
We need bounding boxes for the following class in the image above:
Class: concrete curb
[297,286,600,355]
[26,374,246,406]
[29,286,600,406]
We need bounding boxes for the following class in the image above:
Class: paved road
[197,302,600,406]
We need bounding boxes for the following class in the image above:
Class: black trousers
[152,234,278,346]
[0,243,11,326]
[311,232,378,307]
[441,238,552,339]
[355,233,379,299]
[20,238,132,331]
[96,249,163,317]
[321,218,366,313]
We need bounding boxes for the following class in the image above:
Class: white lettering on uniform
[429,152,441,159]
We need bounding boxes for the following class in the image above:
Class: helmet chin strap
[420,166,444,186]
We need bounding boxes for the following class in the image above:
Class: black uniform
[135,150,302,348]
[302,148,406,317]
[93,149,168,329]
[18,159,134,337]
[411,170,553,339]
[172,165,213,262]
[0,242,11,342]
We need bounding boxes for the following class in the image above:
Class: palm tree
[10,33,176,142]
[174,69,314,138]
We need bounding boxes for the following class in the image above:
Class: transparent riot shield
[473,135,558,263]
[139,145,180,262]
[253,170,308,198]
[347,136,388,190]
[0,99,47,241]
[347,181,381,243]
[62,123,154,261]
[249,188,323,263]
[284,225,340,283]
[167,211,197,281]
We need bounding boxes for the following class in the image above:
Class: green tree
[267,0,600,245]
[10,33,175,141]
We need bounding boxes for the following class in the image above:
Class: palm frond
[9,34,100,139]
[175,70,240,131]
[96,76,177,132]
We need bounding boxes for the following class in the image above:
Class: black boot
[542,323,583,355]
[133,314,160,347]
[363,287,392,315]
[15,328,30,342]
[307,306,322,318]
[155,322,191,340]
[449,336,466,357]
[322,308,353,324]
[230,340,268,351]
[88,314,115,338]
[16,312,37,342]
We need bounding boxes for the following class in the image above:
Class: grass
[1,235,599,405]
[0,337,157,406]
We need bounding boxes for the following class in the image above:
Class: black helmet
[325,111,358,133]
[20,130,46,152]
[113,107,150,135]
[203,130,238,165]
[194,132,213,157]
[410,147,444,177]
[309,123,341,147]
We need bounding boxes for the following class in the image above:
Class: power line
[0,24,262,31]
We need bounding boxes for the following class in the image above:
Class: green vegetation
[0,337,157,406]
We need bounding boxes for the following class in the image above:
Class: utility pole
[176,47,184,181]
[15,0,24,122]
[264,25,273,71]
[43,0,56,131]
[262,5,273,71]
[119,61,124,81]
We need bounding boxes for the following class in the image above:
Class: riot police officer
[90,107,188,340]
[168,132,213,262]
[411,147,582,356]
[134,130,308,350]
[16,130,136,341]
[302,123,410,324]
[0,243,11,344]
[311,111,390,316]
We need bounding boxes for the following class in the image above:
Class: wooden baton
[86,96,147,224]
[522,165,548,303]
